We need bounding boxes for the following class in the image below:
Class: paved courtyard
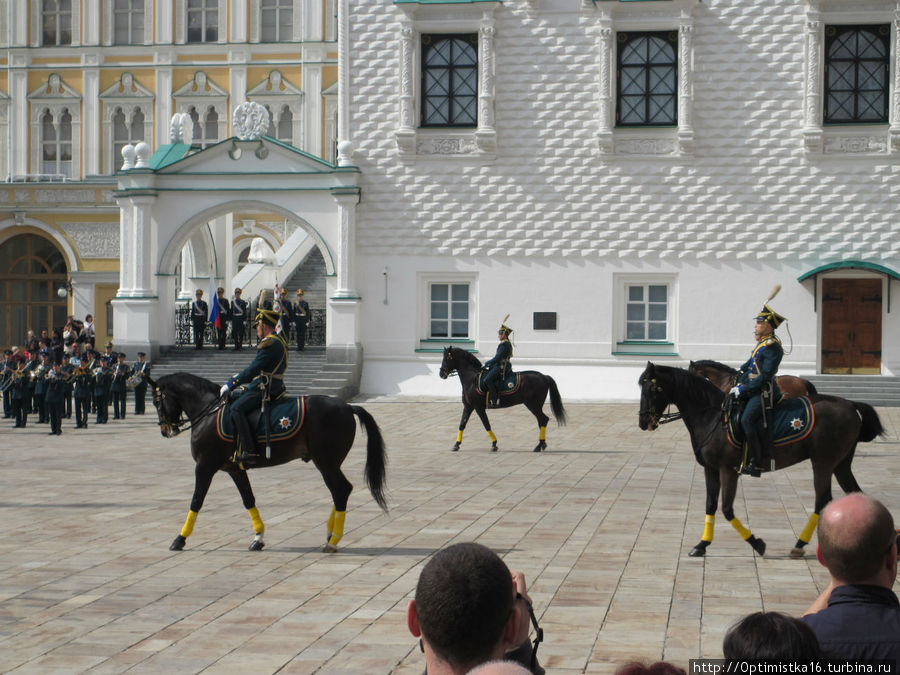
[1,397,898,674]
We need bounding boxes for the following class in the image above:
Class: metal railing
[174,305,325,347]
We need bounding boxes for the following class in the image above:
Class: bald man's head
[818,493,895,585]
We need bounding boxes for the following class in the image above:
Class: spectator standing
[84,314,95,349]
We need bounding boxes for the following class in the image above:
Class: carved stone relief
[63,223,120,258]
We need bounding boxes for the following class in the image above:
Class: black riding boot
[742,429,766,477]
[233,413,258,461]
[488,384,500,408]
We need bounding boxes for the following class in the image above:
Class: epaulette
[259,335,276,348]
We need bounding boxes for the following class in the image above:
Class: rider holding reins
[219,307,288,462]
[729,286,786,477]
[481,316,513,409]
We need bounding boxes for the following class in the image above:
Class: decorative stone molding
[246,70,303,144]
[804,0,899,155]
[232,101,270,140]
[170,112,194,145]
[100,73,155,173]
[35,189,96,203]
[586,0,699,158]
[172,71,229,145]
[28,74,83,179]
[61,223,121,259]
[394,3,501,160]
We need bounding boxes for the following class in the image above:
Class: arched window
[112,107,145,171]
[41,108,73,177]
[421,35,478,127]
[189,105,219,148]
[617,32,678,126]
[264,104,294,143]
[825,25,890,124]
[0,234,68,349]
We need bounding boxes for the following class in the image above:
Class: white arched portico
[110,129,361,364]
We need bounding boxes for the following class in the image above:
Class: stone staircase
[805,375,900,407]
[151,345,357,399]
[284,247,327,311]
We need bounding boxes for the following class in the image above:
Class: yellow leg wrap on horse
[456,430,463,443]
[327,506,337,533]
[539,426,546,441]
[729,517,752,541]
[180,510,198,538]
[702,514,715,542]
[488,430,497,442]
[799,513,819,544]
[248,507,264,535]
[327,510,346,548]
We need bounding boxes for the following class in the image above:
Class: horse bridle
[640,377,682,426]
[153,385,224,437]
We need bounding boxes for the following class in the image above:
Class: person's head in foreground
[724,611,822,661]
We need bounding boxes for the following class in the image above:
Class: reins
[154,386,225,436]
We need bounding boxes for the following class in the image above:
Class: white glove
[729,386,741,398]
[219,383,230,397]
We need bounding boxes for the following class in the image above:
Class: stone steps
[806,375,900,407]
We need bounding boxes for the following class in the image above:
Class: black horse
[638,362,883,558]
[146,372,387,552]
[439,346,566,452]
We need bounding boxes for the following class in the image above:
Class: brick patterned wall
[350,0,900,264]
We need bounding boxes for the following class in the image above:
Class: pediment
[100,72,155,100]
[28,73,81,100]
[172,71,228,99]
[247,70,303,98]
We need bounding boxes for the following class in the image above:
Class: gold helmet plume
[254,307,281,328]
[498,314,513,336]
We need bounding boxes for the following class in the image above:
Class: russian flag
[208,270,221,329]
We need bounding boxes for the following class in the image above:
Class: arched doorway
[0,234,69,348]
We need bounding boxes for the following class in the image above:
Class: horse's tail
[547,376,567,426]
[352,405,388,512]
[854,400,885,443]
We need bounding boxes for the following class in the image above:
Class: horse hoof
[169,535,186,551]
[491,442,498,452]
[452,443,460,452]
[789,547,805,558]
[689,541,709,557]
[748,536,766,556]
[249,539,265,552]
[533,441,546,453]
[324,543,337,553]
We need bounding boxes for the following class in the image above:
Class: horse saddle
[475,371,522,397]
[725,395,816,449]
[216,396,307,444]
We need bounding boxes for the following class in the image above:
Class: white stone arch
[158,199,335,277]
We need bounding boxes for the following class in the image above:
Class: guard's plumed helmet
[255,308,281,328]
[498,314,512,337]
[754,285,786,329]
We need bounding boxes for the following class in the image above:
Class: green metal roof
[147,143,191,170]
[394,0,499,4]
[797,260,900,282]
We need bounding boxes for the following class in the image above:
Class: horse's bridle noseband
[153,386,224,437]
[640,377,682,427]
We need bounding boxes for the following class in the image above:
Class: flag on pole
[272,279,283,334]
[208,270,221,329]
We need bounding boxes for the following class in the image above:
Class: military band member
[73,360,92,428]
[11,360,29,427]
[133,352,150,414]
[61,354,74,418]
[2,349,13,418]
[110,352,131,420]
[45,362,65,435]
[294,289,310,352]
[24,350,39,414]
[191,289,209,350]
[215,287,231,350]
[729,289,786,477]
[219,308,288,462]
[33,351,51,423]
[231,288,249,351]
[94,356,112,424]
[103,340,117,363]
[83,350,99,413]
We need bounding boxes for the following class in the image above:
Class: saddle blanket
[726,395,816,449]
[216,396,306,443]
[475,371,522,397]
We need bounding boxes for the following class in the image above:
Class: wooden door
[821,278,882,374]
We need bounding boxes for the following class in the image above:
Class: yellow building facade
[1,0,338,349]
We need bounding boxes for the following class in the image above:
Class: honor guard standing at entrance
[231,288,248,350]
[279,289,295,342]
[482,316,514,409]
[110,352,131,420]
[294,289,310,351]
[216,287,231,350]
[191,289,208,350]
[729,286,786,477]
[219,307,289,463]
[132,352,150,414]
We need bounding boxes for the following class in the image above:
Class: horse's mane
[451,347,483,370]
[159,372,221,395]
[690,359,738,376]
[652,364,724,407]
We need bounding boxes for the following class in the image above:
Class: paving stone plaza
[1,398,898,674]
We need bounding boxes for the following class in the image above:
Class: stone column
[891,9,900,152]
[336,0,353,166]
[803,13,823,153]
[596,18,614,154]
[677,19,694,155]
[332,190,360,299]
[130,194,156,297]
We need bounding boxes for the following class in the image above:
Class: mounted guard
[729,285,786,477]
[219,307,289,463]
[481,315,514,409]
